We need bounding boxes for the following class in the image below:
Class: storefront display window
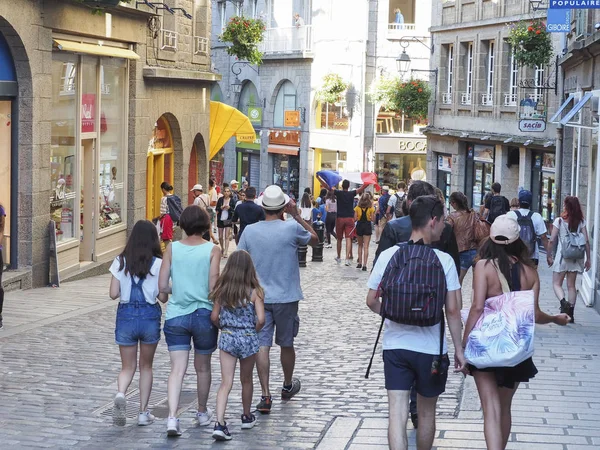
[238,150,260,187]
[531,152,556,223]
[147,116,174,219]
[437,154,452,210]
[375,153,427,187]
[51,53,78,243]
[98,59,127,230]
[273,154,299,198]
[317,102,349,130]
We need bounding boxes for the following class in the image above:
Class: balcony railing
[442,92,452,105]
[260,25,313,54]
[504,93,517,107]
[481,93,493,106]
[461,92,472,105]
[194,36,208,55]
[161,29,178,51]
[387,23,422,39]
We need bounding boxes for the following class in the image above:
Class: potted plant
[396,79,431,123]
[507,18,553,67]
[316,73,349,104]
[219,16,266,66]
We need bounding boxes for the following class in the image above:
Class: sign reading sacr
[519,119,546,132]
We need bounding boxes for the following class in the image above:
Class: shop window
[375,153,427,187]
[51,53,79,243]
[505,47,518,107]
[238,81,260,116]
[442,44,453,104]
[317,101,349,131]
[99,58,127,230]
[376,110,418,134]
[273,80,297,128]
[388,0,416,24]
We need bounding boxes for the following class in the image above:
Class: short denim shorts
[115,302,162,346]
[163,308,218,354]
[459,248,478,271]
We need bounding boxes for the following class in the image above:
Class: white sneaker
[344,259,351,266]
[138,411,155,426]
[113,393,126,426]
[167,417,182,436]
[335,257,341,264]
[195,407,213,426]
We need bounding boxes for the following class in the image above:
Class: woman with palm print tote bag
[461,215,569,449]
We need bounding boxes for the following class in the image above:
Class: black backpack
[166,195,183,224]
[515,210,537,256]
[394,193,405,218]
[488,196,507,224]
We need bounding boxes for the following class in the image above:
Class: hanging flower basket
[316,73,348,104]
[507,19,553,68]
[396,79,431,122]
[368,74,402,112]
[219,16,266,66]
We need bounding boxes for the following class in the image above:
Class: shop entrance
[79,138,96,262]
[0,100,11,268]
[465,144,495,210]
[531,152,556,223]
[436,154,452,210]
[146,116,174,220]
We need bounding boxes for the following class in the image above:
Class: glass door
[582,127,599,306]
[472,161,493,210]
[79,139,96,262]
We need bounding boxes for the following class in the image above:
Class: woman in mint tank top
[159,205,221,437]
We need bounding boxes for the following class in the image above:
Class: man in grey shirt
[238,185,318,414]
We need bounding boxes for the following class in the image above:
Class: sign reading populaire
[519,119,547,132]
[547,9,571,32]
[550,0,600,8]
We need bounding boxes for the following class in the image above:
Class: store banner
[549,0,600,8]
[82,94,95,133]
[248,107,262,125]
[546,9,571,32]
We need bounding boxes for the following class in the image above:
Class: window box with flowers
[507,19,553,68]
[219,16,266,65]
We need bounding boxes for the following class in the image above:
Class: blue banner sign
[547,9,571,32]
[550,0,600,8]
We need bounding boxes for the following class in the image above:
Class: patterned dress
[218,300,259,359]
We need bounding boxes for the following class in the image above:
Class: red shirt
[160,214,173,240]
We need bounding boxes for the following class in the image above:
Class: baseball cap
[230,179,239,185]
[190,184,203,191]
[518,189,533,206]
[490,215,521,245]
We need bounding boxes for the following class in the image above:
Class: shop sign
[375,136,427,154]
[82,94,95,133]
[473,145,494,163]
[549,0,600,8]
[284,110,300,127]
[438,155,452,172]
[248,107,262,125]
[519,119,546,132]
[269,129,301,146]
[547,9,571,32]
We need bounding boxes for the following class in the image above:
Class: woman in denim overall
[109,220,166,426]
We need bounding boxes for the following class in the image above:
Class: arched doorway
[146,115,175,219]
[188,133,207,205]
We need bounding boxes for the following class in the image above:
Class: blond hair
[209,250,264,309]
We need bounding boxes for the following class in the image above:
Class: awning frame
[53,39,140,60]
[549,93,575,123]
[560,92,594,127]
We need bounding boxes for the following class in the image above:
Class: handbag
[221,219,232,227]
[462,263,535,369]
[472,212,491,246]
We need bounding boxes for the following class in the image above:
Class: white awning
[560,92,594,126]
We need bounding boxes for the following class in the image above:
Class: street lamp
[529,0,547,11]
[396,50,411,76]
[231,75,243,94]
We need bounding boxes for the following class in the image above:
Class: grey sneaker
[112,393,126,426]
[344,259,351,266]
[167,417,182,437]
[334,257,341,264]
[281,378,301,400]
[137,411,155,426]
[195,407,213,426]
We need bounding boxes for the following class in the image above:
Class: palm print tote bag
[462,263,535,369]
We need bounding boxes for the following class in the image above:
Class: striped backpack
[379,243,447,326]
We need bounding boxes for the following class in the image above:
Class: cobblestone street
[1,243,600,449]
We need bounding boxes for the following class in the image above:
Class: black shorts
[383,349,448,397]
[356,221,372,236]
[468,357,538,389]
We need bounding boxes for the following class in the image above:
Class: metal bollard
[311,219,325,262]
[298,244,308,267]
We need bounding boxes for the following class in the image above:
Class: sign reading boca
[519,119,546,132]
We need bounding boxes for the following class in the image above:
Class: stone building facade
[0,0,216,288]
[426,1,562,218]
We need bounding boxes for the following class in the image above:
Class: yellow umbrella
[209,101,256,160]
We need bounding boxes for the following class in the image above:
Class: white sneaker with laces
[167,417,182,436]
[113,393,126,426]
[195,407,213,426]
[138,411,155,426]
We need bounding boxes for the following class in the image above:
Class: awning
[268,144,299,156]
[53,39,140,60]
[549,93,575,123]
[560,92,594,126]
[209,101,256,160]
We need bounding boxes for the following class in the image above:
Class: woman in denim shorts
[109,220,166,427]
[159,205,221,437]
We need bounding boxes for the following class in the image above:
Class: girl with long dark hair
[324,190,337,248]
[447,192,478,284]
[109,220,167,427]
[463,215,568,450]
[209,250,265,440]
[299,192,312,221]
[548,195,591,322]
[216,187,234,258]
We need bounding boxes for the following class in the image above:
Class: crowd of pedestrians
[106,175,591,449]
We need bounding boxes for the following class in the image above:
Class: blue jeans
[163,308,218,354]
[115,302,162,346]
[459,249,478,271]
